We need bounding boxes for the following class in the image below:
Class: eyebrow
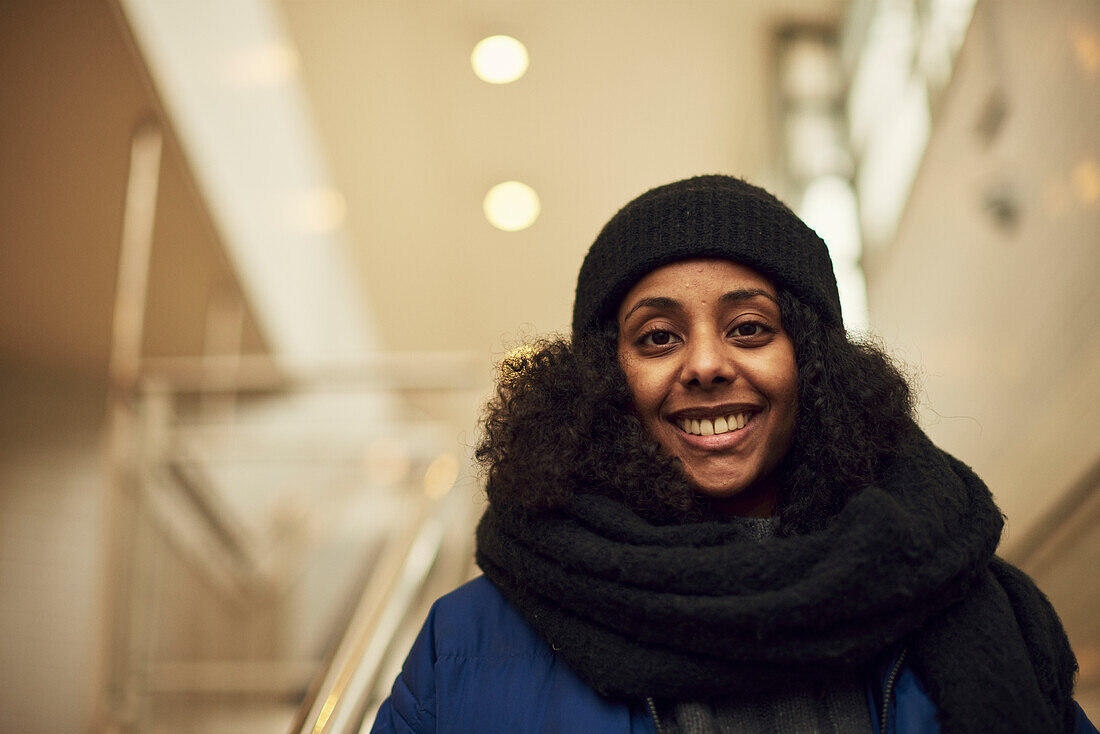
[622,289,778,322]
[720,288,777,306]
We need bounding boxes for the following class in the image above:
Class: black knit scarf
[476,434,1079,734]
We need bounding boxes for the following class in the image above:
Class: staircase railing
[290,502,448,734]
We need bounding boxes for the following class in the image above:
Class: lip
[669,411,758,450]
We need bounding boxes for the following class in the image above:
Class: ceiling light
[483,181,540,231]
[1072,27,1100,74]
[471,35,529,84]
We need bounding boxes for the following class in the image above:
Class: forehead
[617,258,777,314]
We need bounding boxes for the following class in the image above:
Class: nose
[680,332,732,388]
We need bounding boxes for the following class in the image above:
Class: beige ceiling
[0,0,267,380]
[277,0,842,366]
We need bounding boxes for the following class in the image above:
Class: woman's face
[616,258,798,516]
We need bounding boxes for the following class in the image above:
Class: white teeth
[677,412,751,435]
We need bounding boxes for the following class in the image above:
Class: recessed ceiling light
[471,35,529,84]
[484,181,540,231]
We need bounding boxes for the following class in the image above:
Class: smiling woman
[616,259,798,517]
[370,176,1096,734]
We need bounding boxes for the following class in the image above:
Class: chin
[684,467,779,517]
[689,478,752,499]
[681,462,758,498]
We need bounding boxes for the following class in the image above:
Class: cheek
[748,344,798,425]
[771,362,799,434]
[619,359,667,422]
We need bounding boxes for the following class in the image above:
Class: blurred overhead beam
[117,0,373,365]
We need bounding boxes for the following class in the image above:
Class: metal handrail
[289,501,447,734]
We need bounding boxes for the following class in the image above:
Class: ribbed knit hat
[572,175,842,337]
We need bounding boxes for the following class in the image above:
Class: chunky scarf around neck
[476,433,1079,734]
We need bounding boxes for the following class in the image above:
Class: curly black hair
[475,290,918,534]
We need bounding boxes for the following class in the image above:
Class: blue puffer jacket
[372,576,1097,734]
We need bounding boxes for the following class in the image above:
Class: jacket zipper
[880,647,908,734]
[645,696,664,734]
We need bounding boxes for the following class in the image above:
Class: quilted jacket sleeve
[368,576,646,734]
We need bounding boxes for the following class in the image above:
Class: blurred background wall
[1,2,267,730]
[1,0,1097,732]
[865,0,1100,717]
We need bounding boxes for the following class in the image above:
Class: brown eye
[638,330,680,348]
[734,323,762,337]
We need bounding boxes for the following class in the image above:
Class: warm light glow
[1071,27,1100,74]
[1072,159,1100,204]
[471,35,529,84]
[289,186,347,233]
[226,41,299,87]
[484,181,540,231]
[423,454,459,499]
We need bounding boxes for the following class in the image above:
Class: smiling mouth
[675,412,752,436]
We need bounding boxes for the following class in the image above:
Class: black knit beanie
[572,175,843,337]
